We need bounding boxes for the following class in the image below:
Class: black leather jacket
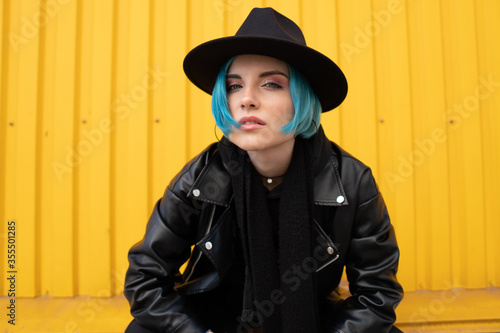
[125,141,403,333]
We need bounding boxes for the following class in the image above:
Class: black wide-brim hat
[183,7,348,112]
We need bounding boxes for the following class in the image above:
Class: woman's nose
[241,87,259,109]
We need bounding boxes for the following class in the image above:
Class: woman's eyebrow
[259,70,289,79]
[225,71,289,79]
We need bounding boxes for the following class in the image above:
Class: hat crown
[235,7,306,46]
[183,7,348,112]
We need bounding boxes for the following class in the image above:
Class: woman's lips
[239,116,265,130]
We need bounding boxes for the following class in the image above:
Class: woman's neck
[247,139,295,189]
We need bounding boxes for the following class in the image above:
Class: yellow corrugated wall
[1,0,499,297]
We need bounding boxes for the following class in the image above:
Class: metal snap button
[192,189,201,197]
[327,246,334,255]
[205,242,213,250]
[336,195,345,204]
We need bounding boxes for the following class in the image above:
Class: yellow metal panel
[302,1,342,145]
[39,0,57,297]
[38,0,77,296]
[372,0,416,291]
[53,0,77,296]
[442,0,487,289]
[148,0,168,204]
[111,0,151,297]
[335,0,378,172]
[0,0,7,297]
[186,0,222,158]
[86,0,114,297]
[111,0,131,298]
[75,0,114,297]
[38,15,55,294]
[149,0,186,202]
[476,0,500,288]
[73,0,93,297]
[7,0,43,297]
[1,0,500,298]
[406,0,451,290]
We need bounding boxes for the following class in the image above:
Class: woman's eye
[264,82,282,89]
[226,84,242,92]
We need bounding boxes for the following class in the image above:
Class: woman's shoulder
[328,141,380,201]
[329,141,372,173]
[167,142,220,195]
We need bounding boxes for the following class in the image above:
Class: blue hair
[211,57,322,139]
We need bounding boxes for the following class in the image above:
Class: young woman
[124,7,403,333]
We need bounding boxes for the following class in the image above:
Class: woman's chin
[227,129,295,153]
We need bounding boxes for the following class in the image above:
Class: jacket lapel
[189,147,348,207]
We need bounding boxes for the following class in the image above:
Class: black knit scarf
[218,127,331,333]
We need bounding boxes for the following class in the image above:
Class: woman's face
[226,54,295,153]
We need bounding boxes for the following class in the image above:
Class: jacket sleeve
[124,156,211,332]
[326,169,404,333]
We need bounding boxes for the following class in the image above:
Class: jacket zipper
[316,253,340,272]
[183,205,216,283]
[312,218,340,272]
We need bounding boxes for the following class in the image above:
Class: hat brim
[183,36,348,112]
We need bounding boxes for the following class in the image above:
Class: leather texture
[124,141,403,332]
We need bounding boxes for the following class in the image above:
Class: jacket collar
[188,146,348,207]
